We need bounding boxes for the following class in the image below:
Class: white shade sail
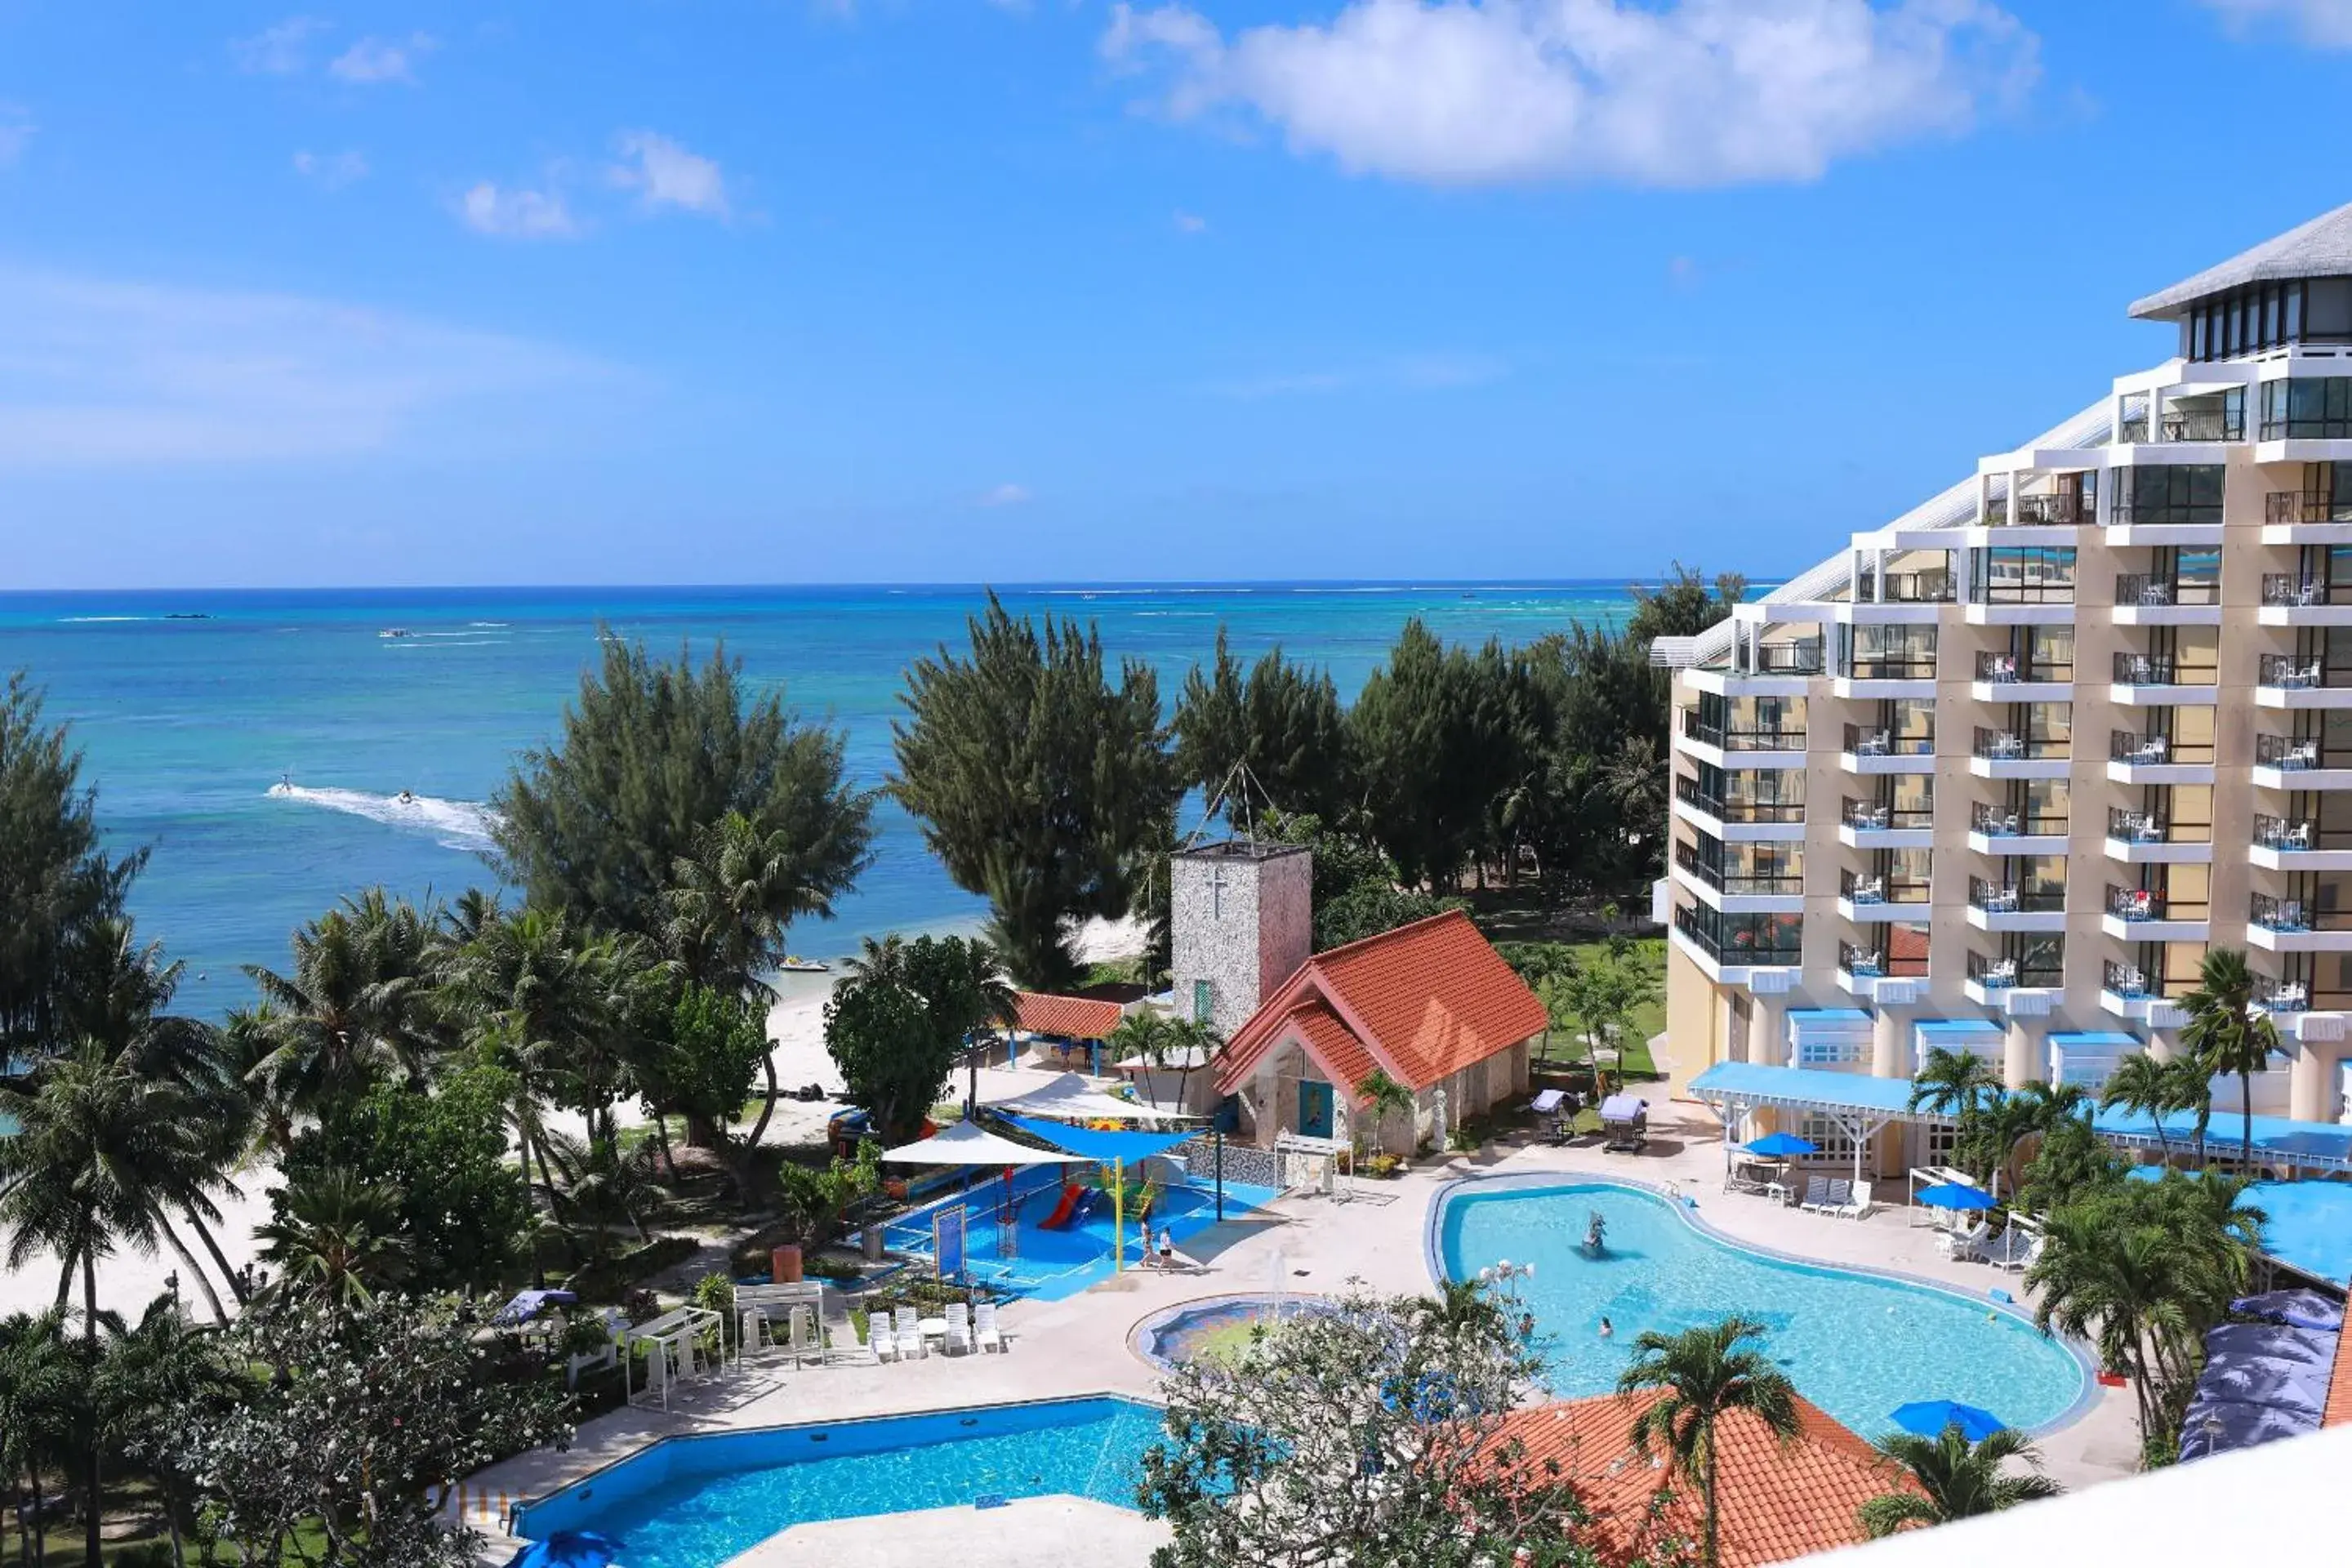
[880,1118,1086,1166]
[986,1070,1196,1122]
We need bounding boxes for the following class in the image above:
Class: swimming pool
[1434,1178,2091,1436]
[884,1170,1281,1302]
[514,1396,1162,1568]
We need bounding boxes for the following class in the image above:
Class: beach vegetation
[1856,1423,2060,1538]
[492,634,874,951]
[1173,629,1355,826]
[823,934,1008,1142]
[890,593,1178,988]
[634,980,771,1197]
[2177,947,2281,1173]
[238,889,447,1122]
[1616,1316,1801,1568]
[254,1167,415,1312]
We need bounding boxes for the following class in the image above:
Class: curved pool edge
[1423,1169,2100,1437]
[1125,1291,1336,1374]
[510,1389,1166,1539]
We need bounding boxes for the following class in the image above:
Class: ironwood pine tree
[492,635,874,950]
[1173,628,1354,825]
[890,594,1178,987]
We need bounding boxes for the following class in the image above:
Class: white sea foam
[60,615,155,623]
[268,783,501,853]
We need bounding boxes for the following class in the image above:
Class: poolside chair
[1939,1218,1990,1262]
[786,1305,822,1365]
[1796,1177,1832,1213]
[973,1301,1003,1354]
[1837,1180,1877,1220]
[1996,1231,2044,1274]
[896,1321,928,1361]
[871,1319,898,1363]
[943,1302,973,1356]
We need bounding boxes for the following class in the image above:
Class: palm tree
[1414,1277,1506,1337]
[2166,1054,2216,1167]
[240,889,443,1116]
[1909,1046,2002,1122]
[545,1130,664,1264]
[0,1308,78,1568]
[2180,949,2281,1174]
[1618,1316,1802,1568]
[1964,1081,2090,1202]
[662,810,846,998]
[1856,1424,2060,1537]
[2100,1052,2176,1163]
[2027,1193,2216,1443]
[1356,1067,1418,1156]
[96,1295,238,1568]
[255,1167,414,1310]
[1109,1010,1178,1109]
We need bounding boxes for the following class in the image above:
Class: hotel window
[1192,980,1211,1022]
[2261,377,2352,441]
[2118,465,2225,526]
[1799,1114,1860,1162]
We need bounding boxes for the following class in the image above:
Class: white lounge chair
[1796,1177,1832,1213]
[1996,1231,2044,1273]
[1838,1180,1877,1220]
[1939,1218,1990,1262]
[786,1305,822,1364]
[973,1301,1003,1354]
[943,1302,973,1356]
[871,1316,898,1363]
[1802,1178,1851,1215]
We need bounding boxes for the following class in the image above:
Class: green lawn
[1530,935,1664,1081]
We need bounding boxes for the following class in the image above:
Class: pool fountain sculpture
[1583,1209,1606,1258]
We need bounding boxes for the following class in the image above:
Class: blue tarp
[1001,1114,1198,1165]
[2178,1322,2336,1460]
[2234,1289,2345,1333]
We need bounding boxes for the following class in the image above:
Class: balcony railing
[2111,498,2224,528]
[2254,814,2318,853]
[2158,408,2243,443]
[1682,711,1806,751]
[1737,644,1825,676]
[2256,732,2324,769]
[1844,656,1940,682]
[2111,729,2216,766]
[1843,724,1934,759]
[1676,776,1806,824]
[2262,575,2352,608]
[2114,573,2221,608]
[1859,570,1956,604]
[1969,876,2062,915]
[2252,893,2310,933]
[1972,726,2067,762]
[1842,796,1933,831]
[2107,884,2175,923]
[1839,940,1927,979]
[1974,651,2072,684]
[2256,976,2310,1014]
[2104,959,2154,1000]
[1842,870,1928,906]
[1674,844,1802,897]
[1969,580,2077,606]
[2257,654,2345,690]
[1971,801,2067,837]
[1969,949,2063,991]
[2267,490,2352,526]
[2011,495,2091,527]
[2112,652,2215,687]
[1673,903,1802,966]
[2106,806,2207,845]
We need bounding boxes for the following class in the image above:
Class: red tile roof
[1215,910,1547,1095]
[1497,1391,1905,1568]
[1012,991,1127,1041]
[1285,1000,1377,1089]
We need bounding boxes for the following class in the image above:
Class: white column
[2003,1018,2046,1091]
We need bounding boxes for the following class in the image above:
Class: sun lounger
[891,1306,925,1361]
[870,1316,898,1362]
[973,1301,1003,1353]
[1994,1231,2043,1273]
[1837,1180,1876,1220]
[1939,1218,1990,1262]
[1800,1178,1850,1215]
[943,1303,973,1356]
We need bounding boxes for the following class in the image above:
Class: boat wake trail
[267,783,501,853]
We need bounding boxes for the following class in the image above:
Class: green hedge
[564,1235,701,1301]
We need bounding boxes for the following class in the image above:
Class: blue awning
[1915,1018,2002,1038]
[1787,1009,1873,1022]
[1687,1062,1929,1120]
[2091,1107,2352,1172]
[1000,1114,1198,1165]
[2050,1031,2140,1049]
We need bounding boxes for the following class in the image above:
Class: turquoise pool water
[515,1396,1161,1568]
[884,1172,1281,1302]
[1437,1180,2088,1436]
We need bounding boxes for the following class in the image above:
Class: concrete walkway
[466,1103,2144,1559]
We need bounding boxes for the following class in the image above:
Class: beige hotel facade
[1656,201,2352,1166]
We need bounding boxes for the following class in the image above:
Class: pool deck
[466,1104,2144,1560]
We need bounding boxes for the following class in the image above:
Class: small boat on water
[777,958,830,973]
[394,791,418,806]
[380,628,411,639]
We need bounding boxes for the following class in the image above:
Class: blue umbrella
[1891,1400,2006,1441]
[1744,1133,1819,1158]
[1917,1183,1995,1212]
[506,1532,627,1568]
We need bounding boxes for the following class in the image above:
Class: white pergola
[984,1070,1197,1123]
[1689,1062,1949,1191]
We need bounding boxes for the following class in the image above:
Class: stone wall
[1169,843,1312,1040]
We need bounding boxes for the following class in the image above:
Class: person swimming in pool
[1598,1316,1614,1339]
[1518,1312,1536,1341]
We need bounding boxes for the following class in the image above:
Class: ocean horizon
[0,580,1662,1018]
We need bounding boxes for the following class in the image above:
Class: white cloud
[2198,0,2352,44]
[609,131,731,219]
[230,16,327,75]
[1102,0,2038,187]
[0,269,604,466]
[328,33,437,85]
[1173,210,1209,234]
[978,483,1033,506]
[0,105,33,166]
[458,181,580,240]
[292,149,370,190]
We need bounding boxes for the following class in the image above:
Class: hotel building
[1656,200,2352,1168]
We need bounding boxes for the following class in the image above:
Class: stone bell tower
[1169,839,1312,1040]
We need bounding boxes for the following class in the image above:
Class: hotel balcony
[2252,813,2352,871]
[1842,568,1953,622]
[2248,892,2352,953]
[1836,939,1927,1005]
[2102,883,2209,942]
[2108,728,2216,786]
[2259,574,2352,627]
[1972,493,2089,546]
[1672,777,1807,843]
[2110,650,2219,707]
[1970,725,2070,780]
[1670,903,1799,990]
[2253,731,2352,791]
[1677,709,1807,770]
[2261,489,2352,546]
[1967,875,2067,933]
[2252,976,2348,1041]
[1967,802,2069,857]
[1837,869,1930,924]
[1964,581,2077,626]
[2105,497,2225,548]
[1840,724,1936,776]
[2256,654,2352,709]
[2105,805,2214,866]
[1964,949,2062,1015]
[1688,640,1822,697]
[2112,572,2222,627]
[1838,795,1935,850]
[1833,655,1939,702]
[1671,844,1806,915]
[2100,960,2189,1029]
[1970,649,2072,703]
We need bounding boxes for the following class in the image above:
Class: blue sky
[2,0,2349,589]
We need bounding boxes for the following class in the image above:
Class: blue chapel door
[1298,1080,1334,1140]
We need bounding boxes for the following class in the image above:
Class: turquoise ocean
[0,583,1638,1018]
